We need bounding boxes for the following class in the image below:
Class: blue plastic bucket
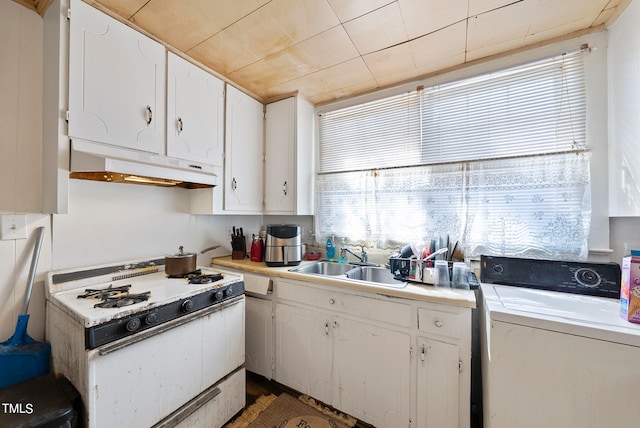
[0,314,51,389]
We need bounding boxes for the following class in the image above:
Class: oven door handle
[98,296,243,356]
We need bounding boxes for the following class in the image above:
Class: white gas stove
[46,258,246,428]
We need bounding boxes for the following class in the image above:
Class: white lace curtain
[316,49,591,259]
[316,151,591,259]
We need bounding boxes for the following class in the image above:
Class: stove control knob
[214,290,224,301]
[145,313,158,325]
[182,299,194,312]
[126,318,141,332]
[224,286,233,297]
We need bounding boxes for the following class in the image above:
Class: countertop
[211,256,476,309]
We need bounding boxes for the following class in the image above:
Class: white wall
[608,0,640,264]
[608,0,640,216]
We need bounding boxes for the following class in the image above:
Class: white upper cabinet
[224,85,264,213]
[264,96,314,215]
[167,52,224,166]
[68,0,165,154]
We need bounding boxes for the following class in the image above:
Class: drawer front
[277,279,411,327]
[418,307,461,339]
[243,272,271,295]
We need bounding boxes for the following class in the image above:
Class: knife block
[231,236,246,260]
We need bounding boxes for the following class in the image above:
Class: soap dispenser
[326,236,336,261]
[338,238,348,263]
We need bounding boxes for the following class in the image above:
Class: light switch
[1,214,27,240]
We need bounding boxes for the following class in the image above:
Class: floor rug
[227,392,356,428]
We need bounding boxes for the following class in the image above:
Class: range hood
[69,139,218,188]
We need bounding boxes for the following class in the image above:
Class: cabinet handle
[283,181,287,196]
[434,320,443,328]
[232,177,237,190]
[177,117,183,134]
[146,105,153,125]
[329,298,335,305]
[325,322,329,335]
[420,344,426,362]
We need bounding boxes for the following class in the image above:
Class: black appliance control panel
[85,281,244,349]
[480,256,621,298]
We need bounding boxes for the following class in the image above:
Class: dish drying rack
[388,257,479,289]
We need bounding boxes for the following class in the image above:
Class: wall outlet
[1,214,27,240]
[226,227,233,240]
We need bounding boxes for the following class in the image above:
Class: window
[316,50,591,260]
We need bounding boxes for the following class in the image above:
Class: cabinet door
[264,97,295,213]
[274,303,332,404]
[416,337,459,428]
[245,296,273,379]
[224,85,264,212]
[333,317,411,428]
[68,0,165,153]
[167,52,224,166]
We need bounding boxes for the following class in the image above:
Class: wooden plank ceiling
[20,0,630,105]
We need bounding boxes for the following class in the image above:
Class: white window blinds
[316,50,590,259]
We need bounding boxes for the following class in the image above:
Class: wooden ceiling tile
[228,60,279,96]
[266,45,321,80]
[466,2,531,61]
[326,0,395,22]
[410,21,466,72]
[92,0,148,19]
[308,78,380,105]
[128,0,256,52]
[398,0,468,39]
[264,0,340,43]
[223,7,296,59]
[298,26,360,69]
[273,57,375,100]
[187,30,260,75]
[467,0,515,16]
[592,6,618,26]
[343,2,408,55]
[524,0,605,35]
[363,42,416,80]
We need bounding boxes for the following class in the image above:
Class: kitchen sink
[291,261,356,276]
[345,266,407,288]
[291,261,408,288]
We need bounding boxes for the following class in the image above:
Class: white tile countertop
[211,256,476,309]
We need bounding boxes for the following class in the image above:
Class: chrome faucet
[341,247,367,263]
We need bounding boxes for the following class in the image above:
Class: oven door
[85,297,244,428]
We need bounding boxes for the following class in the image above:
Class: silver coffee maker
[265,224,302,267]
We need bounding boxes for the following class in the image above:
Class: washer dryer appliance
[480,256,640,428]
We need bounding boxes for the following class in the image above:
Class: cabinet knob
[329,298,335,305]
[434,320,443,328]
[145,105,153,125]
[177,117,183,134]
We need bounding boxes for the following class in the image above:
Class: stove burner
[167,269,202,279]
[77,284,132,300]
[188,273,224,284]
[167,270,224,284]
[94,292,151,308]
[78,284,151,308]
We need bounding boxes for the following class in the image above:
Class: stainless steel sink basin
[292,261,356,276]
[345,266,407,288]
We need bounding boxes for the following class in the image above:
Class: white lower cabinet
[333,316,411,427]
[275,279,416,428]
[272,277,472,428]
[275,302,333,404]
[245,296,274,380]
[416,337,460,428]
